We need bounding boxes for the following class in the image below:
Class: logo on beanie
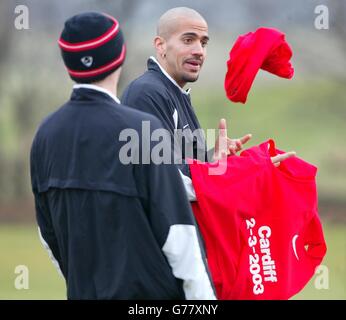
[81,56,93,67]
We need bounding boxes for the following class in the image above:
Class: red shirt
[224,27,294,103]
[190,140,327,299]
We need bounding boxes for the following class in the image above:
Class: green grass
[0,225,65,299]
[0,223,344,300]
[293,223,346,300]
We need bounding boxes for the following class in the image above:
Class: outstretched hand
[213,118,297,165]
[213,118,251,160]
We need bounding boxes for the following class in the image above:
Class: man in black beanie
[30,12,216,300]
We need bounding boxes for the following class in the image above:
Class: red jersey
[190,140,327,300]
[224,27,294,104]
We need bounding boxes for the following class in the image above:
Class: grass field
[0,222,344,300]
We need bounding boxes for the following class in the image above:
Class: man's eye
[183,38,193,44]
[201,41,208,48]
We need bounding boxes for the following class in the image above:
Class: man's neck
[151,56,190,95]
[156,56,186,88]
[73,67,121,103]
[93,73,119,97]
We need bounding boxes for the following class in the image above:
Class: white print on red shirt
[246,218,277,295]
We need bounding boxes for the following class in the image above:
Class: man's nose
[191,41,205,56]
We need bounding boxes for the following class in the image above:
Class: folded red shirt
[189,140,326,300]
[224,27,294,103]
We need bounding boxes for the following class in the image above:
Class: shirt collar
[73,84,121,104]
[149,56,191,95]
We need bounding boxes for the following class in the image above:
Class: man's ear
[154,36,166,58]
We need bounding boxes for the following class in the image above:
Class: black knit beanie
[58,12,126,83]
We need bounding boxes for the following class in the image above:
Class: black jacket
[122,58,213,176]
[30,87,215,299]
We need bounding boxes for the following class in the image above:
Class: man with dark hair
[30,12,216,300]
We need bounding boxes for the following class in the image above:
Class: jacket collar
[72,84,121,104]
[148,56,191,96]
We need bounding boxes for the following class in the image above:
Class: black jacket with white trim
[30,87,215,300]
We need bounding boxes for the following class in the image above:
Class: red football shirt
[190,140,327,299]
[224,27,294,104]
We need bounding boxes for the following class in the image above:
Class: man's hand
[213,118,252,160]
[213,118,297,165]
[271,151,296,167]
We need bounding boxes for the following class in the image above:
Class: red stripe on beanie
[66,45,126,78]
[58,15,120,52]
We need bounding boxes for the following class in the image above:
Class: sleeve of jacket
[134,120,216,300]
[30,139,64,277]
[35,195,64,277]
[122,82,176,135]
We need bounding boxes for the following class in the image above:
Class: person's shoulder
[35,102,68,135]
[123,70,168,98]
[31,102,70,151]
[117,103,163,130]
